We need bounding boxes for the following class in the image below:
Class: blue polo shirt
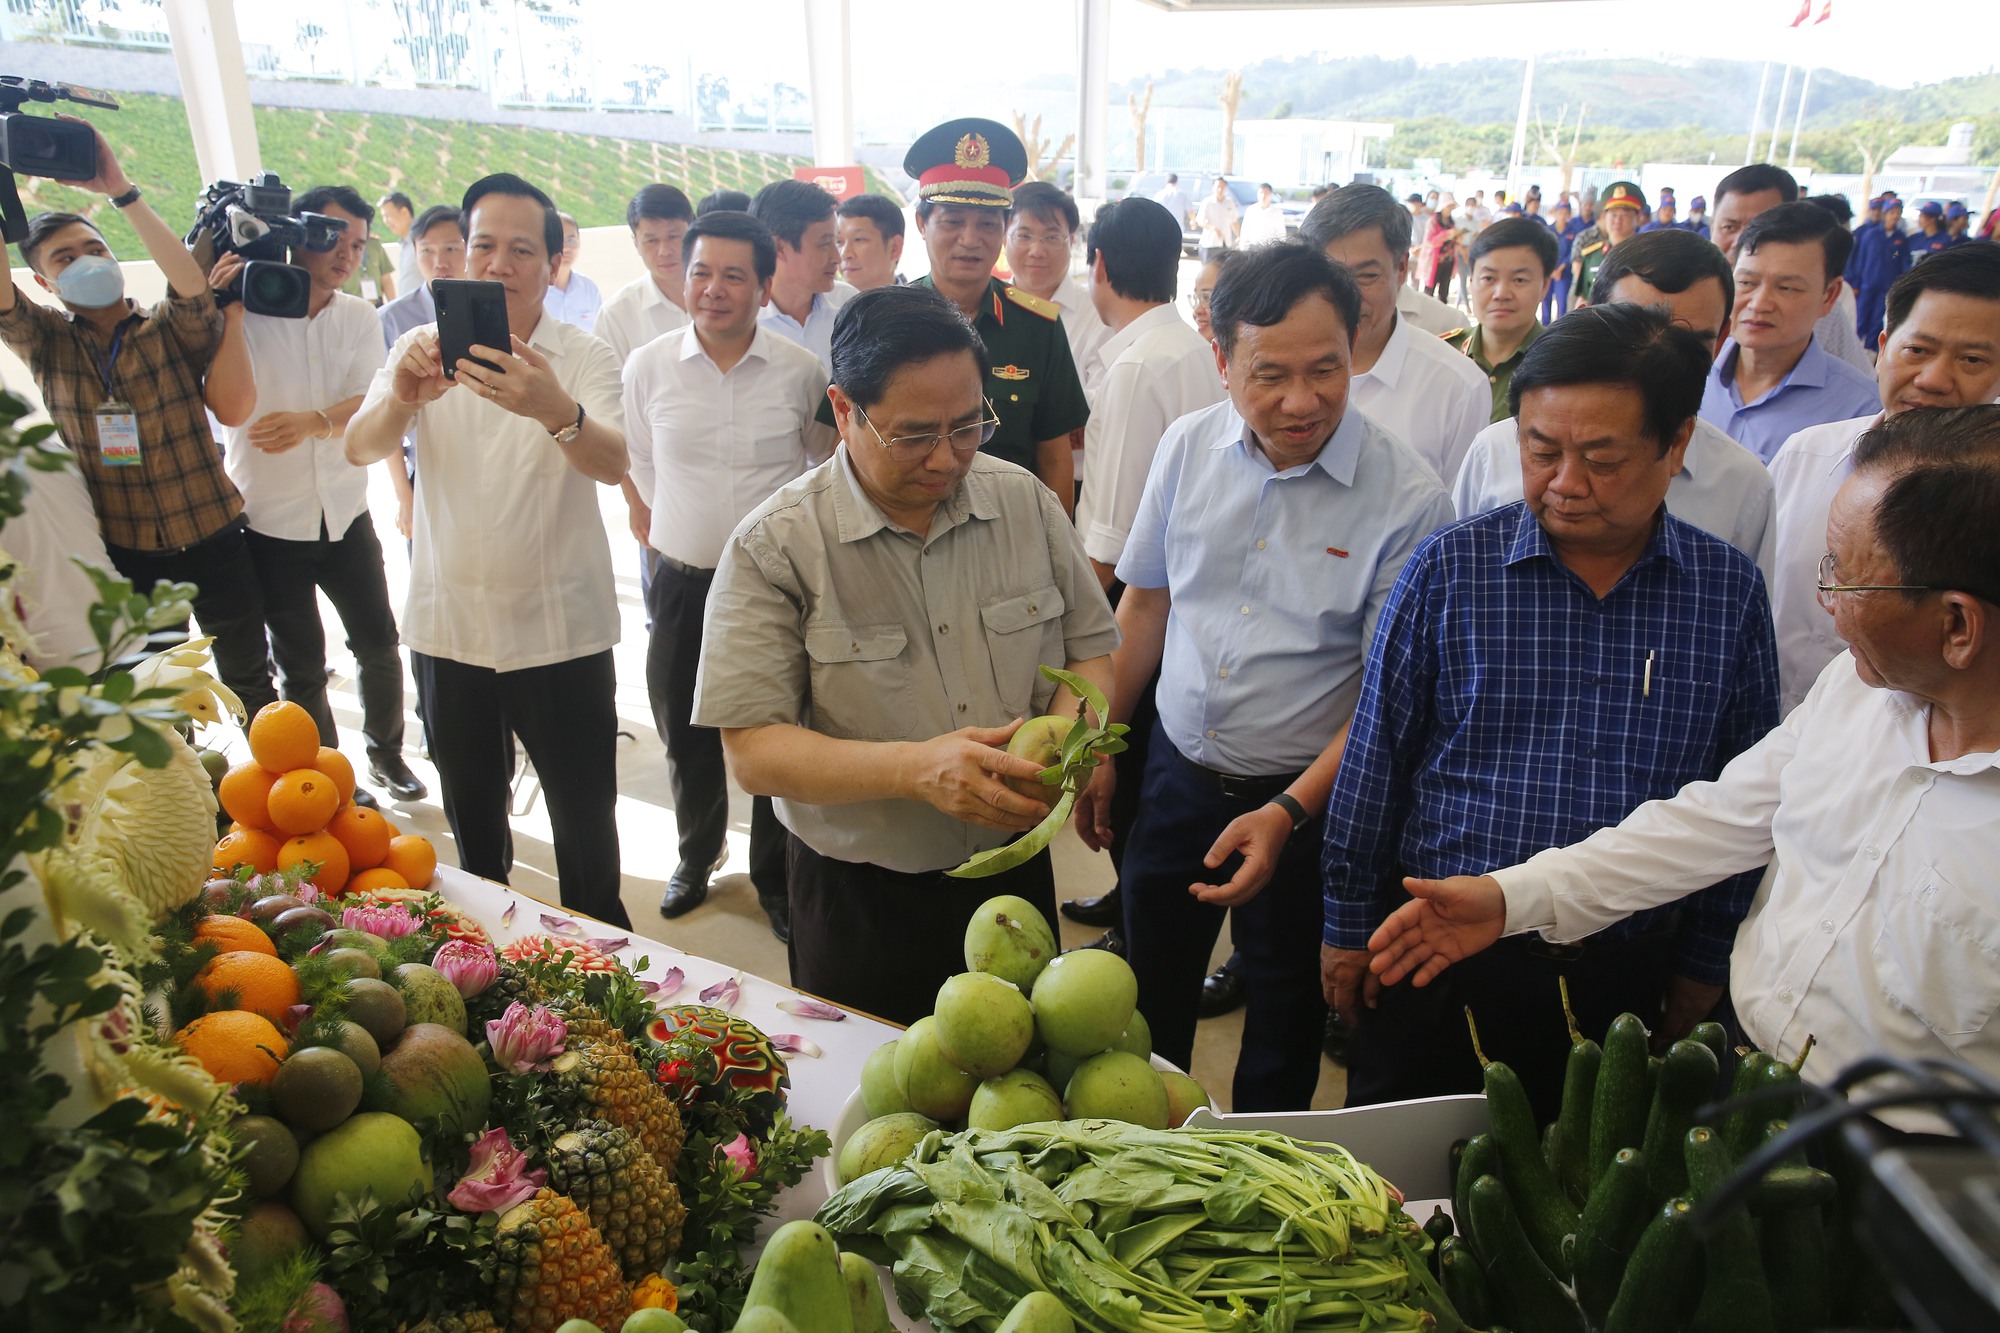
[1699,336,1881,465]
[1116,400,1454,776]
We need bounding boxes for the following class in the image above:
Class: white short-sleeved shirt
[1350,313,1493,484]
[222,293,386,541]
[363,312,626,672]
[1076,304,1225,567]
[597,276,691,366]
[1452,414,1777,587]
[758,281,857,374]
[621,326,828,569]
[1767,413,1877,713]
[1239,200,1290,248]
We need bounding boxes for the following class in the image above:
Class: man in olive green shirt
[1447,216,1560,423]
[342,231,398,307]
[695,285,1118,1023]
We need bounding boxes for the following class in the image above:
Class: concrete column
[1074,0,1110,200]
[802,0,854,166]
[162,0,262,183]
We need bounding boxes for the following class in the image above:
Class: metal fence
[2,0,811,128]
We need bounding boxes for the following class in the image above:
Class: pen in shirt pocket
[1642,649,1655,699]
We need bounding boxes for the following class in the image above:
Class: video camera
[185,172,347,319]
[0,76,121,245]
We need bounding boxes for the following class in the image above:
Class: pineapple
[547,1120,688,1277]
[464,961,543,1034]
[485,1188,629,1333]
[548,1036,686,1175]
[405,1312,501,1333]
[543,996,621,1048]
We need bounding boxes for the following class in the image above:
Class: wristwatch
[1267,791,1312,832]
[109,186,142,209]
[550,402,585,445]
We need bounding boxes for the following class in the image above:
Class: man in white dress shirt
[1767,245,2000,712]
[378,190,420,297]
[597,185,695,364]
[1238,183,1289,248]
[1300,185,1490,484]
[1454,229,1777,581]
[347,173,633,929]
[544,212,602,334]
[750,179,854,372]
[624,211,835,935]
[1368,405,2000,1113]
[1152,173,1192,229]
[220,185,422,803]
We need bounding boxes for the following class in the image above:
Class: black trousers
[1344,929,1674,1126]
[411,648,630,930]
[786,834,1058,1027]
[244,512,406,762]
[108,520,277,718]
[642,558,785,904]
[1102,580,1159,884]
[1121,723,1325,1112]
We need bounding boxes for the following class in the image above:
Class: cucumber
[1640,1038,1720,1203]
[1573,1147,1653,1329]
[1685,1127,1776,1333]
[1690,1021,1729,1080]
[1754,1120,1830,1333]
[1423,1204,1454,1276]
[1550,992,1602,1206]
[1437,1235,1494,1329]
[1456,1133,1500,1259]
[1591,1013,1652,1184]
[1465,1174,1586,1333]
[1448,1136,1469,1192]
[1480,1056,1580,1279]
[1604,1198,1699,1333]
[1720,1051,1774,1163]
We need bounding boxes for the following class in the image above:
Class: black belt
[1169,743,1302,804]
[654,553,715,578]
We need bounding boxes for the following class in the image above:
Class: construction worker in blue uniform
[1943,201,1972,247]
[1544,198,1580,323]
[1683,196,1711,239]
[1845,195,1910,346]
[1910,201,1954,262]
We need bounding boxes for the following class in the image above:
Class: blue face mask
[54,254,126,309]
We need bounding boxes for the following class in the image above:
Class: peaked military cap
[905,118,1028,208]
[1600,180,1647,213]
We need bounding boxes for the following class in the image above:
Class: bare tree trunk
[1012,111,1074,182]
[1130,80,1154,177]
[1219,71,1243,175]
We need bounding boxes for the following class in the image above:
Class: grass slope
[16,90,893,257]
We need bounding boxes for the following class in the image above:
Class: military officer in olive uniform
[1569,181,1645,312]
[904,118,1091,512]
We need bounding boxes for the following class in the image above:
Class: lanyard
[92,318,137,398]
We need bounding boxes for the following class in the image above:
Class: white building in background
[1233,119,1394,188]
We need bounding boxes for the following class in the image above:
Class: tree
[1011,112,1074,183]
[1129,81,1154,175]
[1219,72,1244,175]
[1534,102,1587,201]
[1847,108,1907,207]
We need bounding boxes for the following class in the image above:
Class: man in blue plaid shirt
[1322,303,1781,1121]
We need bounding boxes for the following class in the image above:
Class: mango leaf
[944,789,1079,879]
[1040,663,1109,730]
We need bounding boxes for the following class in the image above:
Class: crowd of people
[6,111,1999,1118]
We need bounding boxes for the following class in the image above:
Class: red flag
[1790,0,1811,24]
[1815,0,1832,22]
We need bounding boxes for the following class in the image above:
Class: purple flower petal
[640,967,685,1001]
[583,935,630,955]
[699,973,741,1009]
[500,900,517,927]
[776,997,847,1022]
[769,1033,823,1058]
[539,912,584,938]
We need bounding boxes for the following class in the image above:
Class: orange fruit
[312,746,357,805]
[193,914,277,958]
[213,827,283,876]
[326,805,392,871]
[277,831,351,898]
[194,949,302,1022]
[267,769,341,837]
[218,763,281,831]
[174,1009,289,1086]
[380,835,437,891]
[248,701,322,774]
[345,867,411,896]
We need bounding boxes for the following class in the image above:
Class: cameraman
[213,184,424,803]
[0,116,275,713]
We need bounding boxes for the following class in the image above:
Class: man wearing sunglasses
[693,284,1118,1024]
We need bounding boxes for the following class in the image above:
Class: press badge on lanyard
[94,325,141,467]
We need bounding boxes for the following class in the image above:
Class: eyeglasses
[1186,291,1213,311]
[856,399,1002,462]
[1814,552,1949,607]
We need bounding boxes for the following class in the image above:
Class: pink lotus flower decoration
[719,1132,757,1178]
[340,902,418,940]
[433,939,499,997]
[447,1127,547,1215]
[486,1001,566,1074]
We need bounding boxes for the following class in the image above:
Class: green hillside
[15,91,893,258]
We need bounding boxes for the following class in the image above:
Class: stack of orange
[212,701,438,898]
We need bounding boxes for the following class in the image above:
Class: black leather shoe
[1323,1009,1350,1066]
[1199,965,1245,1018]
[350,786,379,810]
[1060,890,1121,927]
[658,863,711,919]
[1078,927,1126,957]
[759,894,792,945]
[368,755,427,802]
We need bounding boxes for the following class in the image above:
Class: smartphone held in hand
[432,278,509,380]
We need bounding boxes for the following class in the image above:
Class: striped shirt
[1321,504,1781,984]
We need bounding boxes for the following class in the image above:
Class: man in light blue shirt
[1074,242,1454,1110]
[749,178,854,372]
[1699,202,1880,463]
